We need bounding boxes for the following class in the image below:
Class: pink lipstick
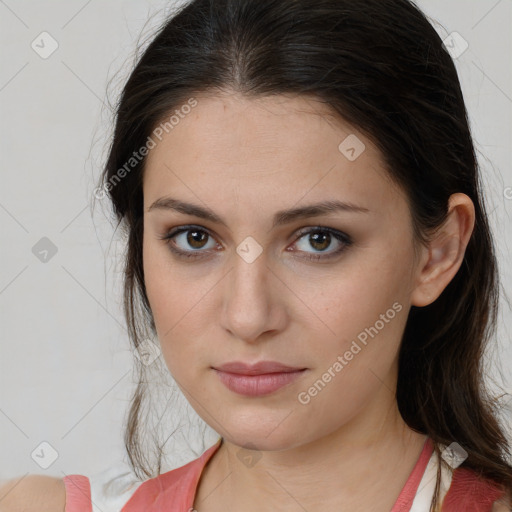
[212,361,307,397]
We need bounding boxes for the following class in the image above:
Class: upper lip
[213,361,306,375]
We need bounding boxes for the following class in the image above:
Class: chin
[221,423,306,453]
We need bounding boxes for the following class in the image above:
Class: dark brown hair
[96,0,512,508]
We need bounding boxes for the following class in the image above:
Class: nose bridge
[220,238,279,342]
[230,239,270,309]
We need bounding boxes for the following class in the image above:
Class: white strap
[410,446,454,512]
[88,462,143,512]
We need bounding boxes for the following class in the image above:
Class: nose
[219,247,287,344]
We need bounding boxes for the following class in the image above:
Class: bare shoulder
[0,475,66,512]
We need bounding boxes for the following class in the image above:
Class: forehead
[142,92,403,217]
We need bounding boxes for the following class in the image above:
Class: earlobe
[410,193,475,308]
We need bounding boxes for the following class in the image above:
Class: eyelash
[157,225,353,262]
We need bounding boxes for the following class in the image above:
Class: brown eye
[186,229,209,249]
[292,228,351,260]
[308,231,331,251]
[159,226,218,258]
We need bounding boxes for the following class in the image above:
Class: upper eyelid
[165,223,345,238]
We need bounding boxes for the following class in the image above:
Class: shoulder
[0,475,66,512]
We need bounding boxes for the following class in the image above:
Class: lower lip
[213,369,307,397]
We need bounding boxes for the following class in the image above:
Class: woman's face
[142,92,422,450]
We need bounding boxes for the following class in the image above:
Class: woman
[2,0,511,510]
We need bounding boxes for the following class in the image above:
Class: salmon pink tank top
[63,436,506,511]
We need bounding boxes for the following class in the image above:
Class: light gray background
[1,0,511,481]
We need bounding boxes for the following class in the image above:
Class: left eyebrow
[147,197,370,229]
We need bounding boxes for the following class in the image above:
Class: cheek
[143,235,195,328]
[142,239,216,375]
[307,254,409,346]
[293,271,408,430]
[143,240,171,329]
[143,240,181,353]
[299,243,412,403]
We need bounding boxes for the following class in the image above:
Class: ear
[411,193,475,307]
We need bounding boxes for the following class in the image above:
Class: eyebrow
[147,197,370,229]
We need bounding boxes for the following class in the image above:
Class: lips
[213,361,306,375]
[212,361,308,397]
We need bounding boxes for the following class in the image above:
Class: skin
[142,91,475,511]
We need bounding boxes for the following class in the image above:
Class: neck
[194,397,428,512]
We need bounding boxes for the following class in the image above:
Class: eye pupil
[187,230,208,249]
